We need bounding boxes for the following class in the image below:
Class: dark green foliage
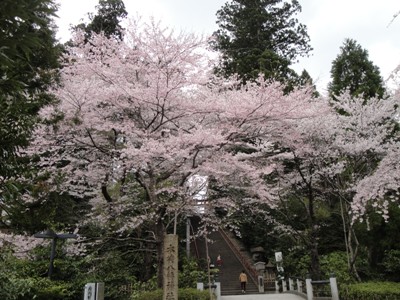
[0,0,62,235]
[341,282,400,300]
[74,0,127,40]
[0,246,81,300]
[328,38,385,100]
[0,250,34,300]
[0,0,61,180]
[233,209,279,259]
[5,191,90,234]
[212,0,312,86]
[381,250,400,282]
[80,251,139,299]
[136,288,210,300]
[1,240,143,299]
[178,257,208,289]
[284,250,309,278]
[28,278,76,300]
[0,171,91,234]
[75,216,160,288]
[355,205,400,280]
[297,69,320,97]
[320,251,357,284]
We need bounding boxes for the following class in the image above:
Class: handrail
[312,280,330,285]
[219,229,258,287]
[285,276,339,300]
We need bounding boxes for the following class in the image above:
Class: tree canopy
[73,0,128,40]
[26,18,325,286]
[0,0,61,219]
[212,0,312,85]
[328,38,386,100]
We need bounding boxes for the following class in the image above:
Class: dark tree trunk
[309,224,321,279]
[155,216,165,288]
[307,181,322,279]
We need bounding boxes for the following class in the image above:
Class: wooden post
[163,234,178,300]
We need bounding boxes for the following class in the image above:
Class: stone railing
[278,275,339,300]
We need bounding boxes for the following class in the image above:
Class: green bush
[31,278,76,300]
[178,257,207,288]
[0,249,38,300]
[341,282,400,300]
[178,288,211,300]
[320,251,356,284]
[283,249,310,278]
[135,288,210,300]
[382,249,400,281]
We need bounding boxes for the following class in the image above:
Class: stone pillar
[258,276,264,293]
[289,278,294,291]
[297,279,302,293]
[214,282,221,300]
[254,262,266,293]
[163,234,178,300]
[306,278,313,300]
[330,275,339,300]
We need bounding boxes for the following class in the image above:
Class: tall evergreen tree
[0,0,64,234]
[74,0,127,41]
[0,0,61,180]
[212,0,312,85]
[328,38,386,100]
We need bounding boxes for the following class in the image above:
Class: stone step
[193,229,260,296]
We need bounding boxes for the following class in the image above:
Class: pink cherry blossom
[25,17,327,284]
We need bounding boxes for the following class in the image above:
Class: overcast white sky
[55,0,400,94]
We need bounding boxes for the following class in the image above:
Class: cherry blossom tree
[27,17,326,286]
[270,89,399,279]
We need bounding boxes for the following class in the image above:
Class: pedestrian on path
[216,254,223,267]
[239,270,247,293]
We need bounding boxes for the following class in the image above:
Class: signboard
[163,234,178,300]
[275,252,283,262]
[84,282,104,300]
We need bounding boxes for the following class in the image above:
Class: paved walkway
[221,292,304,300]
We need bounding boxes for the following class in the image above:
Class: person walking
[216,254,222,267]
[239,270,247,293]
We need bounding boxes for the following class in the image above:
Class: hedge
[136,288,211,300]
[341,282,400,300]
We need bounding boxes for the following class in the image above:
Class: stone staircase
[194,229,259,296]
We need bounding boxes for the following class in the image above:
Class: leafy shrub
[284,250,310,278]
[0,277,35,300]
[129,277,158,300]
[30,278,76,300]
[178,257,207,288]
[341,282,400,300]
[178,288,211,300]
[381,249,400,281]
[135,288,210,300]
[320,251,356,284]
